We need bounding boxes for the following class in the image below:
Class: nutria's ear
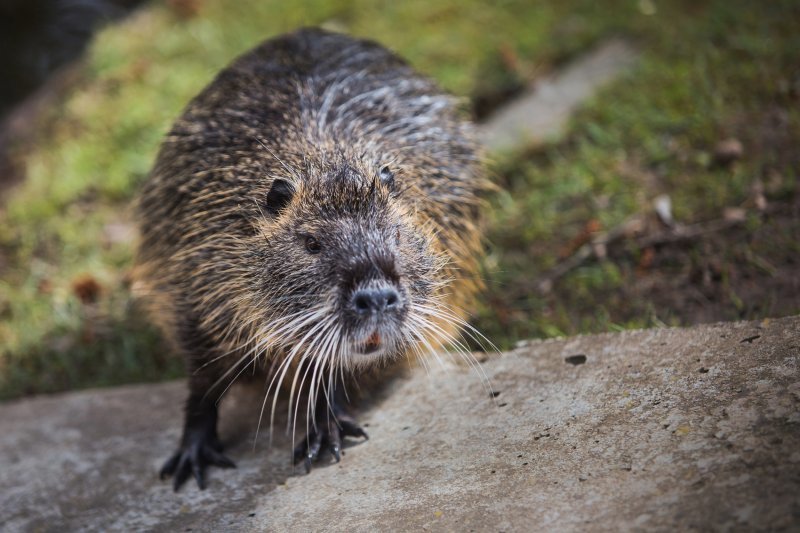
[264,179,295,216]
[379,165,395,190]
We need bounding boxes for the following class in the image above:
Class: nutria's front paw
[293,413,368,473]
[160,431,236,491]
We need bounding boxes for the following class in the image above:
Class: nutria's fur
[134,28,489,490]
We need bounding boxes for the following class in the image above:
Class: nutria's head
[248,161,447,370]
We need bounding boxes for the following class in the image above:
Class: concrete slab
[1,316,798,531]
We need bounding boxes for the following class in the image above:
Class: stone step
[1,315,798,531]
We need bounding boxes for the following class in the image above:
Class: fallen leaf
[713,138,744,166]
[72,274,102,304]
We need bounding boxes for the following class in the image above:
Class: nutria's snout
[346,281,407,358]
[351,286,401,315]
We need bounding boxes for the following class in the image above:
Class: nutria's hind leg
[160,375,237,491]
[293,386,368,473]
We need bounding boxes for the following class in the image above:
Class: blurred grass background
[0,0,798,399]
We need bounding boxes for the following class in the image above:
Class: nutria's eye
[379,166,395,188]
[305,235,322,254]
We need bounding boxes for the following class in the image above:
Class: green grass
[475,1,800,344]
[1,0,798,398]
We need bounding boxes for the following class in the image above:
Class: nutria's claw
[339,418,369,440]
[160,434,236,491]
[293,414,368,473]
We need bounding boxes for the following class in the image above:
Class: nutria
[133,27,488,491]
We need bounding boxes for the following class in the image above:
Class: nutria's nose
[352,287,400,315]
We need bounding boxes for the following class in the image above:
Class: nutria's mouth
[357,331,382,354]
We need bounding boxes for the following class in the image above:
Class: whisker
[414,302,501,354]
[286,316,337,453]
[254,306,331,447]
[307,318,339,433]
[407,312,493,398]
[253,136,302,181]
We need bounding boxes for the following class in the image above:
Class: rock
[0,316,798,531]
